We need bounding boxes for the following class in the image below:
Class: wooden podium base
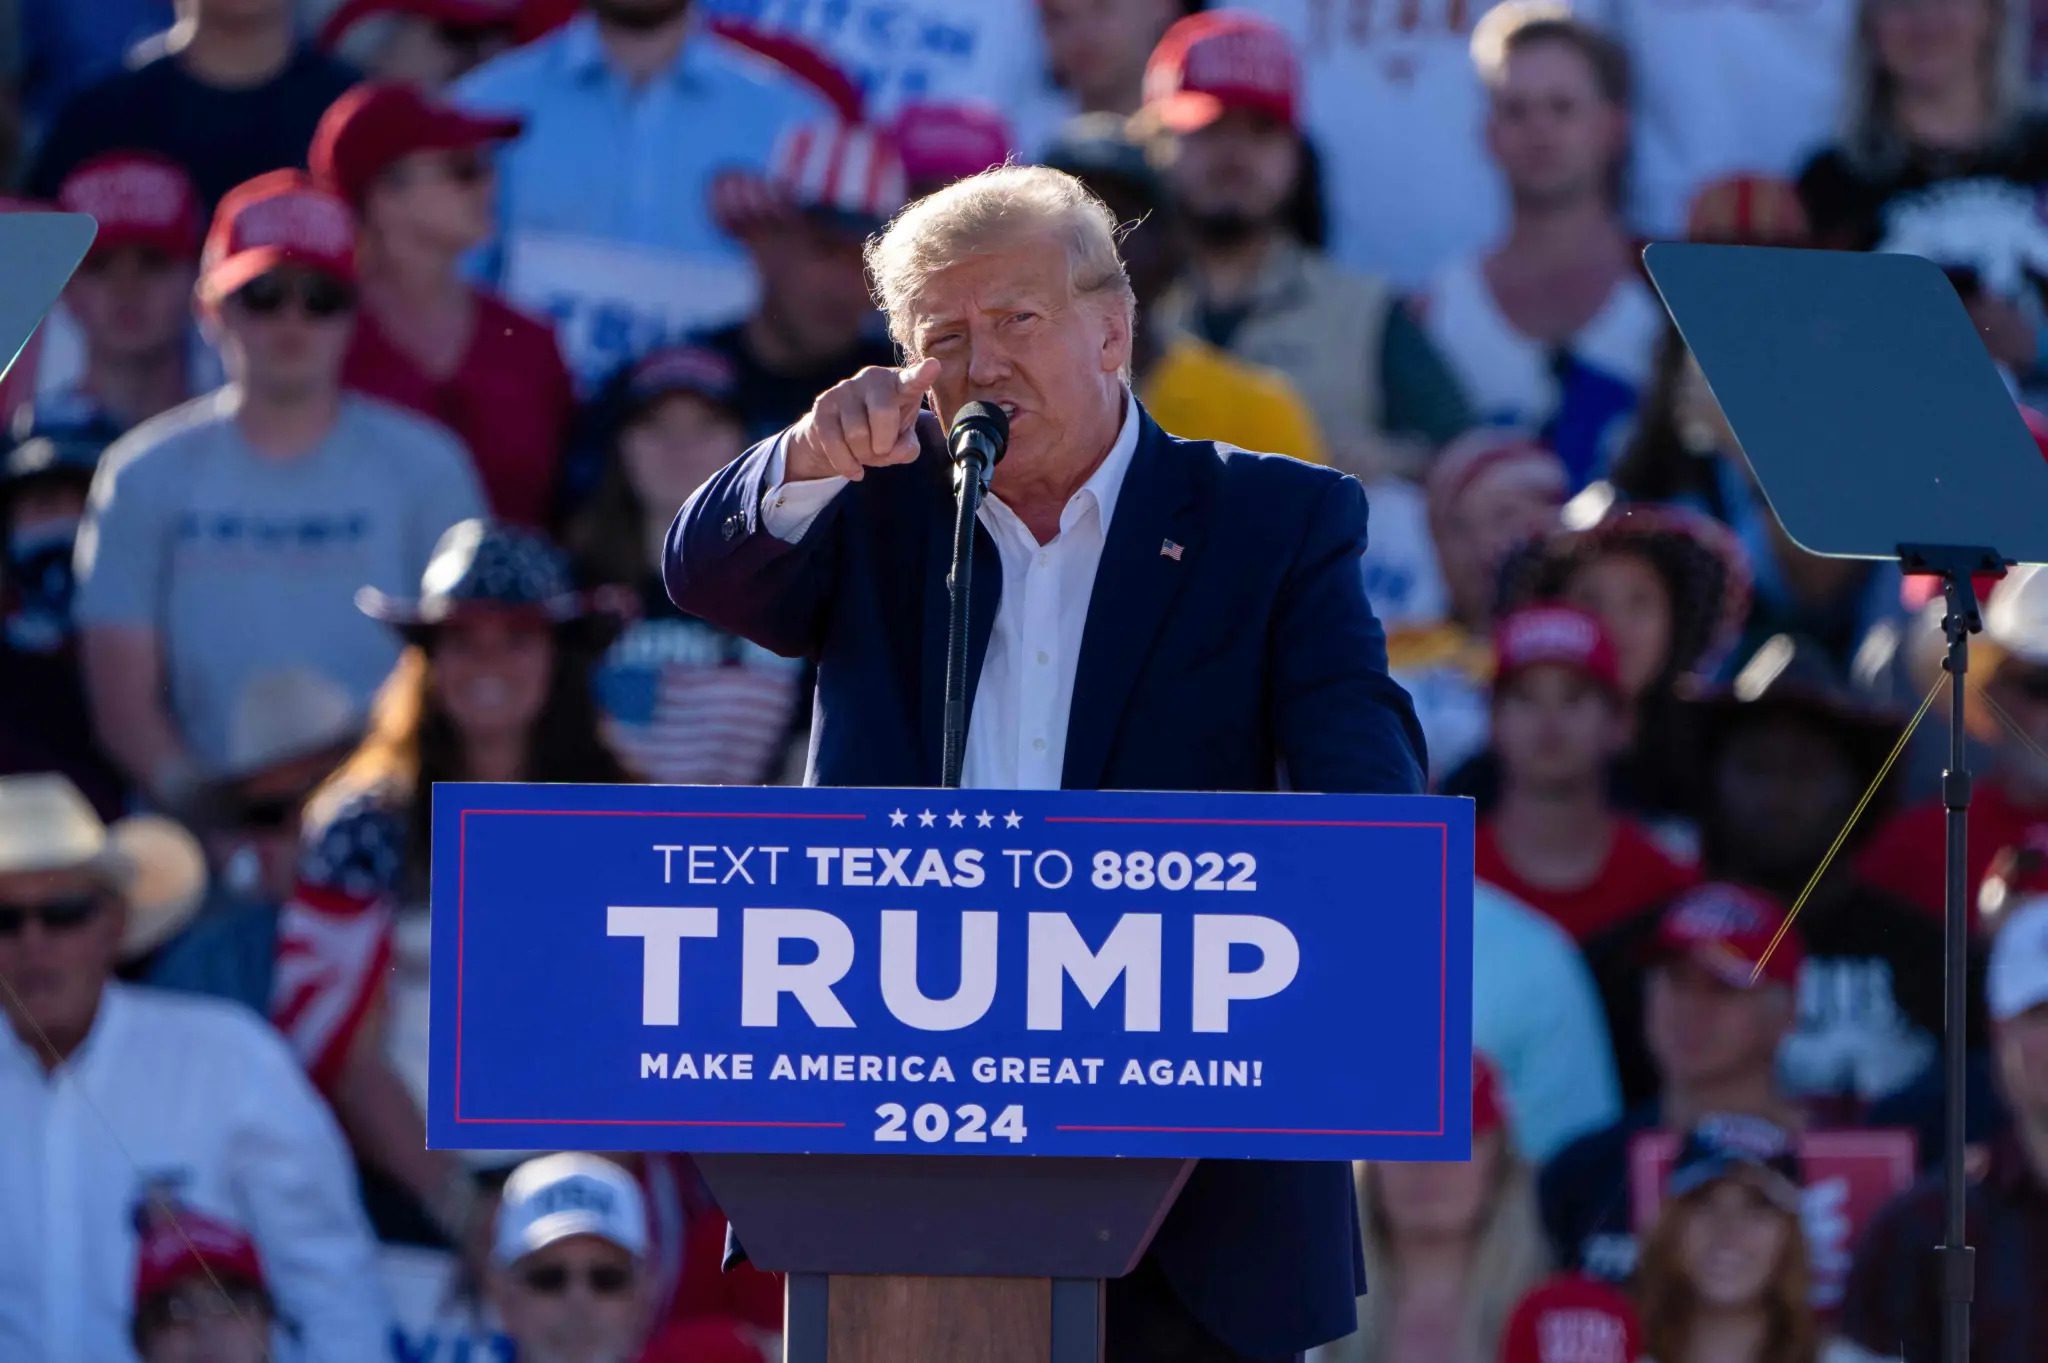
[788,1274,1103,1362]
[697,1153,1190,1363]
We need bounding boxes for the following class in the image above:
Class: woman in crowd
[566,343,809,786]
[311,80,575,528]
[1315,1056,1549,1363]
[1798,0,2048,390]
[1636,1116,1865,1363]
[273,519,628,1254]
[1612,325,1898,672]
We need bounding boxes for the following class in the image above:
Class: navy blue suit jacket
[665,405,1426,1356]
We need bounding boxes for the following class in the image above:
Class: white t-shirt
[1585,0,1855,236]
[1420,254,1661,459]
[0,984,386,1363]
[1240,0,1512,289]
[696,0,1050,120]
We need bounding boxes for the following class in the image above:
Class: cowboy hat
[1687,632,1903,783]
[0,773,206,960]
[357,519,622,648]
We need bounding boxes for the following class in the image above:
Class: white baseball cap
[492,1154,648,1267]
[1989,901,2048,1023]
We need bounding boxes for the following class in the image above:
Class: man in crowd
[0,773,385,1361]
[41,152,211,432]
[74,170,483,812]
[490,1153,768,1363]
[1419,4,1661,488]
[0,415,126,816]
[1687,635,1945,1115]
[313,78,575,527]
[1840,899,2048,1362]
[695,118,902,444]
[1145,10,1473,484]
[1476,604,1696,943]
[668,161,1424,1360]
[30,0,361,208]
[129,1207,276,1363]
[1860,565,2048,927]
[1542,882,1805,1281]
[455,0,832,384]
[1012,0,1185,155]
[1042,113,1326,466]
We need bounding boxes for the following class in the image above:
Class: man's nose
[965,340,1010,389]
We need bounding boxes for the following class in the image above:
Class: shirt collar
[1064,386,1142,536]
[0,979,124,1080]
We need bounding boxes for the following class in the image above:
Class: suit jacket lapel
[919,480,1002,786]
[1062,413,1203,790]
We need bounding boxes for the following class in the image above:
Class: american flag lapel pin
[1160,539,1184,561]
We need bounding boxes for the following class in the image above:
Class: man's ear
[1100,297,1133,377]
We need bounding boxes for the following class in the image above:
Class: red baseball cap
[1144,11,1300,134]
[133,1207,267,1307]
[202,171,358,297]
[892,101,1013,189]
[57,152,203,263]
[1492,604,1622,699]
[769,120,909,230]
[1649,882,1803,990]
[311,81,523,209]
[1498,1276,1643,1363]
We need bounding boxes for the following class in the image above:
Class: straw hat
[219,667,362,781]
[0,774,206,960]
[1906,564,2048,740]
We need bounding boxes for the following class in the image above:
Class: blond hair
[1328,1139,1550,1363]
[863,163,1135,355]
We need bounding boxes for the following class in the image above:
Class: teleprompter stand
[1647,244,2048,1363]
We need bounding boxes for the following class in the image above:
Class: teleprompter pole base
[787,1274,1103,1363]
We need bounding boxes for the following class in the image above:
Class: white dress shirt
[0,983,388,1363]
[762,392,1143,789]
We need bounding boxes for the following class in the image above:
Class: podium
[427,783,1474,1361]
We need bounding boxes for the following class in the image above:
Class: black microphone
[948,401,1009,489]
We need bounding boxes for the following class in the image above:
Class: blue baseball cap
[1666,1114,1803,1212]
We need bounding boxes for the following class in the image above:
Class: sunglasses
[0,894,102,938]
[231,273,356,319]
[235,793,311,832]
[384,148,492,190]
[519,1263,635,1297]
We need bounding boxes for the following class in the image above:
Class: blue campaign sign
[428,784,1474,1162]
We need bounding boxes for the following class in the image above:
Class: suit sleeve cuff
[760,443,849,541]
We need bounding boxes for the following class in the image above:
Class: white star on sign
[888,809,907,827]
[947,810,966,828]
[917,809,937,828]
[1003,810,1022,829]
[975,810,994,828]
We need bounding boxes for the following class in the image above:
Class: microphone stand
[941,452,994,790]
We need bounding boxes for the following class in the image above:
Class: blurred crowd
[6,0,2048,1360]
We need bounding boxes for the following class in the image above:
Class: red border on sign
[453,808,863,1128]
[451,810,1454,1139]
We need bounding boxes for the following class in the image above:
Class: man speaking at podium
[666,164,1426,1363]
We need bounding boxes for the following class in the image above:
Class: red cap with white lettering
[58,151,203,263]
[1497,1276,1643,1363]
[1144,12,1300,134]
[201,170,357,298]
[1492,604,1622,699]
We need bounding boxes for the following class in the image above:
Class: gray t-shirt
[74,390,486,773]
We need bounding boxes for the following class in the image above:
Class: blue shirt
[455,16,830,386]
